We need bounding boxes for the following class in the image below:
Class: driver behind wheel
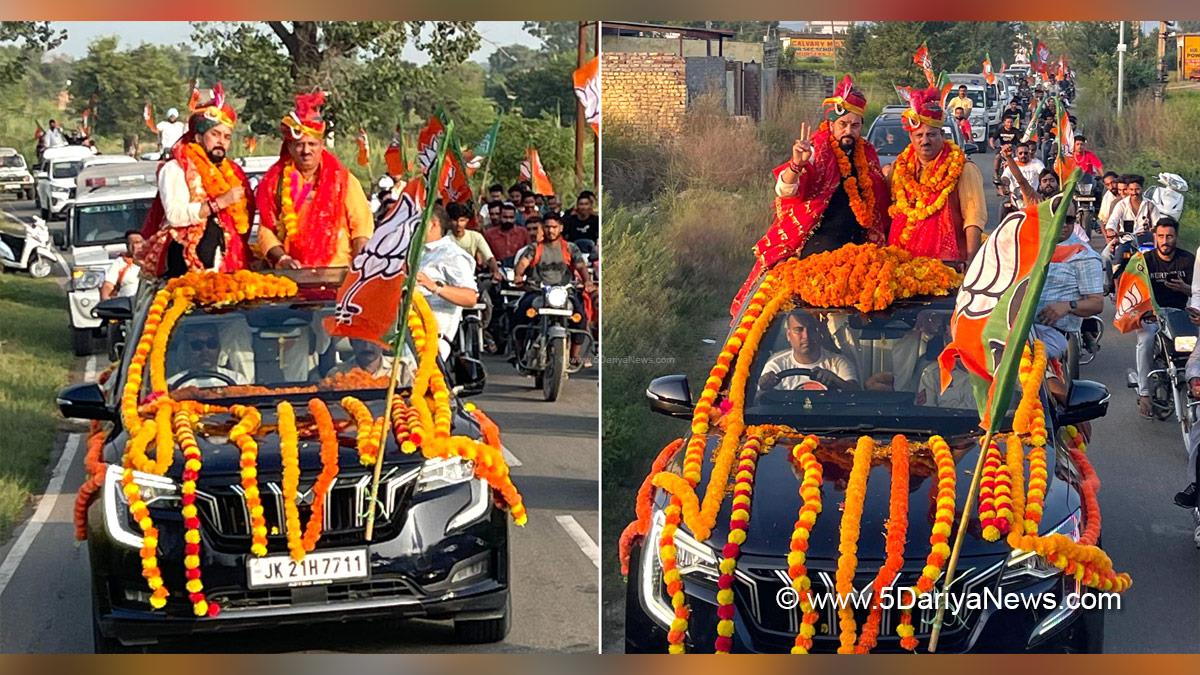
[167,323,250,388]
[758,309,859,391]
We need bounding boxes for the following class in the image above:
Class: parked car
[60,268,511,652]
[866,105,978,168]
[0,147,35,200]
[945,74,995,143]
[64,162,158,356]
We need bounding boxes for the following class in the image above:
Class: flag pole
[365,119,454,542]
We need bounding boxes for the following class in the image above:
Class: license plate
[247,548,369,588]
[1075,196,1095,202]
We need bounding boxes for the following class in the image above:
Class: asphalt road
[603,148,1200,653]
[0,197,600,653]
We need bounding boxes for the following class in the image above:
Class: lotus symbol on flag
[956,208,1027,321]
[575,76,600,129]
[1117,282,1146,319]
[418,132,442,174]
[332,190,422,326]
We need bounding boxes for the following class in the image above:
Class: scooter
[0,217,68,278]
[1145,172,1189,222]
[1073,172,1101,236]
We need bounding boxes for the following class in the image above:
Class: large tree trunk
[270,21,325,90]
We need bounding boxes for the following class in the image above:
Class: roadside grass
[0,273,72,541]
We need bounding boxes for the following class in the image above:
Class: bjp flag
[143,102,156,132]
[1113,252,1159,334]
[356,128,370,167]
[325,179,428,345]
[982,53,996,86]
[520,148,555,197]
[913,41,935,87]
[573,56,600,135]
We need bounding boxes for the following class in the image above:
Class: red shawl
[139,139,254,276]
[730,127,889,318]
[255,149,350,267]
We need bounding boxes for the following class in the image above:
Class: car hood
[69,244,124,268]
[0,169,29,178]
[670,426,1079,563]
[104,396,478,480]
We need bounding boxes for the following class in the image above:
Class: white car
[34,145,93,220]
[65,161,158,355]
[0,147,35,200]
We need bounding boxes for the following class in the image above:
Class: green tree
[0,22,66,87]
[488,51,577,124]
[522,21,580,55]
[487,44,542,79]
[192,22,480,135]
[68,37,194,140]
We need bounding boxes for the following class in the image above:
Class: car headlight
[103,464,179,548]
[22,175,32,183]
[1078,182,1095,196]
[1176,335,1197,353]
[1002,509,1081,582]
[72,267,106,291]
[639,509,720,629]
[546,286,570,309]
[416,456,475,493]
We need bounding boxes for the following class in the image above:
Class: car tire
[452,593,511,644]
[72,327,96,357]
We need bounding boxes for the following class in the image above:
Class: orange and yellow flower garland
[342,396,381,466]
[773,244,961,314]
[303,399,341,552]
[183,142,250,235]
[824,121,877,230]
[835,436,874,653]
[661,497,689,654]
[856,435,909,653]
[979,441,1012,542]
[120,466,169,609]
[278,401,305,562]
[230,404,269,557]
[889,141,967,244]
[174,408,218,617]
[619,438,686,576]
[714,435,766,654]
[898,434,956,651]
[279,165,301,246]
[787,435,823,654]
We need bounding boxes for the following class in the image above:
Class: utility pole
[1156,21,1168,104]
[1117,20,1126,116]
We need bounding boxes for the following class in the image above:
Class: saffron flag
[983,53,996,86]
[418,113,473,204]
[913,41,935,87]
[34,120,44,141]
[1037,42,1051,67]
[939,170,1081,427]
[1021,96,1045,143]
[1113,252,1160,334]
[325,178,428,345]
[1001,58,1008,72]
[1053,98,1076,180]
[187,79,202,113]
[143,102,156,132]
[520,148,555,197]
[356,128,370,167]
[80,108,91,137]
[573,56,601,135]
[243,136,257,153]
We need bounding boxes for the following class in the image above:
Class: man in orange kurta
[255,92,373,268]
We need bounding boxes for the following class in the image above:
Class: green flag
[473,118,501,159]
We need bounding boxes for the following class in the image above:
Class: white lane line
[501,444,522,467]
[555,515,599,569]
[0,354,98,599]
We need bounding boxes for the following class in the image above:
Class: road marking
[0,354,98,599]
[556,515,599,569]
[501,444,522,467]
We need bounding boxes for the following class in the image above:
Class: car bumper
[69,289,103,329]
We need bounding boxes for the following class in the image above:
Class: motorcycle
[0,217,68,278]
[1107,230,1154,296]
[1127,307,1200,445]
[489,263,525,356]
[1073,171,1100,236]
[513,283,594,402]
[447,298,488,397]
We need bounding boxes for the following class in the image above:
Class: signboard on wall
[1183,34,1200,81]
[785,36,845,59]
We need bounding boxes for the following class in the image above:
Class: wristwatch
[434,280,445,296]
[1069,300,1078,311]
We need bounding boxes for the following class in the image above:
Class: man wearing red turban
[254,92,374,269]
[884,85,987,262]
[139,83,254,277]
[731,75,890,318]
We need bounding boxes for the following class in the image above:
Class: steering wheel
[172,369,238,388]
[762,367,841,391]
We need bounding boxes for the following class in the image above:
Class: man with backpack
[512,213,596,368]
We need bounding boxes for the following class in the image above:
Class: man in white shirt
[758,309,859,391]
[415,206,479,359]
[1000,142,1045,209]
[100,231,144,300]
[1097,171,1121,225]
[156,108,186,155]
[1105,174,1159,236]
[167,323,250,389]
[44,120,66,149]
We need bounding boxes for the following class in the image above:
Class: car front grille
[208,579,418,612]
[193,467,420,552]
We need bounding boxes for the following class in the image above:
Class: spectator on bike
[512,213,595,369]
[999,142,1045,209]
[416,205,479,360]
[1034,213,1105,362]
[1135,217,1194,418]
[1106,174,1159,236]
[1176,345,1200,507]
[484,202,528,263]
[1072,135,1103,175]
[562,190,599,256]
[1098,171,1121,225]
[517,191,540,226]
[989,116,1021,184]
[953,106,972,144]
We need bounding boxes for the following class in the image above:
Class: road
[0,197,599,653]
[603,147,1200,653]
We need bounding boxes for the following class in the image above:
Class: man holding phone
[1135,218,1194,418]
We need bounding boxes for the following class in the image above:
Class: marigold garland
[230,404,269,557]
[773,244,961,314]
[303,399,341,552]
[120,468,169,609]
[183,142,250,235]
[341,396,381,466]
[714,435,766,654]
[279,165,301,247]
[835,435,874,653]
[661,497,689,654]
[856,435,910,653]
[174,408,219,617]
[619,438,686,576]
[786,434,824,654]
[889,141,967,244]
[73,422,108,541]
[898,435,956,651]
[278,401,306,562]
[824,121,877,230]
[979,441,1012,542]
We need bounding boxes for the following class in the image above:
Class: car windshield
[52,161,83,179]
[0,155,25,169]
[75,199,154,245]
[949,89,986,108]
[152,299,418,400]
[867,122,909,155]
[736,302,1020,436]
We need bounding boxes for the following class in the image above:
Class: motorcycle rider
[416,205,480,360]
[1098,171,1121,225]
[999,142,1045,211]
[1135,218,1194,418]
[447,201,502,352]
[1102,174,1161,273]
[512,213,596,369]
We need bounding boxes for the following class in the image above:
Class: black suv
[624,292,1111,653]
[60,269,510,651]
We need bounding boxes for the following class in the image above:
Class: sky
[47,21,541,64]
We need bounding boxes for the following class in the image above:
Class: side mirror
[964,143,980,154]
[33,170,47,181]
[93,296,133,322]
[1059,379,1109,426]
[646,374,694,418]
[57,382,114,421]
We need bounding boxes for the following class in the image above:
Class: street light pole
[1117,20,1126,116]
[1156,21,1168,104]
